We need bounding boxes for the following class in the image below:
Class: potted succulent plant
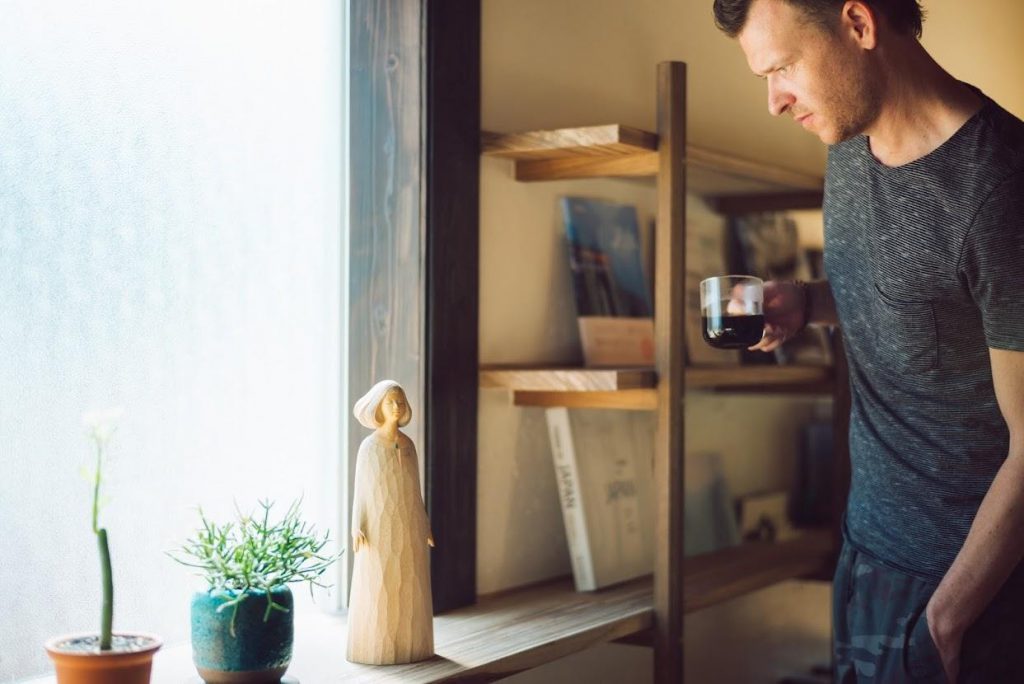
[45,409,162,684]
[170,498,342,684]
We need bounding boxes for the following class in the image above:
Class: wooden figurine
[347,380,435,665]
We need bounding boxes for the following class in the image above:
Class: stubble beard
[824,64,884,144]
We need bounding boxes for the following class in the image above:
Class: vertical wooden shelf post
[653,60,686,683]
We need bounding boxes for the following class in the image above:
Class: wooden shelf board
[482,127,823,196]
[684,529,835,614]
[481,366,833,405]
[277,579,657,684]
[686,365,833,391]
[513,389,659,411]
[482,124,657,161]
[480,366,657,392]
[687,145,822,194]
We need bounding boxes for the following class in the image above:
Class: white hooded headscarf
[353,379,412,430]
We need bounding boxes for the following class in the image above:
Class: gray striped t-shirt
[824,89,1024,580]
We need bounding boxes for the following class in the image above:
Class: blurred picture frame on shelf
[736,489,800,543]
[560,197,655,368]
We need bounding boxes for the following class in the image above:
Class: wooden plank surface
[653,59,687,684]
[515,153,658,181]
[512,389,659,411]
[128,579,653,684]
[479,366,656,391]
[481,124,657,160]
[686,365,832,389]
[684,530,834,614]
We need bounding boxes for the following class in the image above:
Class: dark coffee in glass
[699,276,764,350]
[701,313,766,349]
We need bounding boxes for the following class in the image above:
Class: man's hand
[747,280,806,352]
[926,594,964,683]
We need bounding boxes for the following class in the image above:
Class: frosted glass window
[0,2,344,680]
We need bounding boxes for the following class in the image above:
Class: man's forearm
[929,449,1024,642]
[807,279,839,326]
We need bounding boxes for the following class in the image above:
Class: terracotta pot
[191,587,293,684]
[45,633,161,684]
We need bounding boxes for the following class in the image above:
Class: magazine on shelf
[545,407,655,591]
[560,197,655,367]
[730,211,832,366]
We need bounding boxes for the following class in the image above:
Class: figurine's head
[354,379,412,429]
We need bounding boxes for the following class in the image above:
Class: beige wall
[477,0,1024,597]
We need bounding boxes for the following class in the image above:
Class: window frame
[346,0,480,613]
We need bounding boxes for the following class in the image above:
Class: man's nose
[768,80,794,117]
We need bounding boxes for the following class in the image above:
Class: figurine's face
[379,388,407,426]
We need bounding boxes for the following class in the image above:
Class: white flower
[82,407,125,445]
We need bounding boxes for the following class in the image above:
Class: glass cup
[699,275,765,349]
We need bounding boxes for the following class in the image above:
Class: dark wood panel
[424,0,481,614]
[706,190,824,214]
[347,0,424,604]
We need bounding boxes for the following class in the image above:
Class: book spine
[545,407,596,591]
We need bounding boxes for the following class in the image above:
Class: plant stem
[91,441,102,534]
[92,437,113,650]
[97,528,113,650]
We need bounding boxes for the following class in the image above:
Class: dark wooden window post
[423,0,481,613]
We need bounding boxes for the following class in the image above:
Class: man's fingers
[748,327,786,352]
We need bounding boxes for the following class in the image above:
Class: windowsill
[24,531,833,683]
[25,577,652,683]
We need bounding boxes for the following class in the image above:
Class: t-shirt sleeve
[958,170,1024,351]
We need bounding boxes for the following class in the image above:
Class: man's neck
[864,41,983,167]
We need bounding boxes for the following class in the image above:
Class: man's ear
[841,1,878,49]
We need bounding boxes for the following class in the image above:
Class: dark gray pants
[833,534,1024,682]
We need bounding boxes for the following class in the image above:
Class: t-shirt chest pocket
[870,282,940,372]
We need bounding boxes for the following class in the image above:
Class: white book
[544,408,655,591]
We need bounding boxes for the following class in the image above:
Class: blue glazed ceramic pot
[191,587,293,684]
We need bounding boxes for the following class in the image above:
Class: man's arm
[749,278,838,352]
[927,348,1024,681]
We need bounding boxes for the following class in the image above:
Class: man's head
[714,0,923,40]
[715,0,925,144]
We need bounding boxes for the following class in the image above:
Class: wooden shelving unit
[477,62,843,683]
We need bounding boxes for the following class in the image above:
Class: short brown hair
[713,0,925,39]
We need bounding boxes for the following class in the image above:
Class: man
[714,1,1024,681]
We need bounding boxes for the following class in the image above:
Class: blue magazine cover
[560,197,653,318]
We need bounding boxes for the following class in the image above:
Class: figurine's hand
[353,530,368,552]
[427,533,435,548]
